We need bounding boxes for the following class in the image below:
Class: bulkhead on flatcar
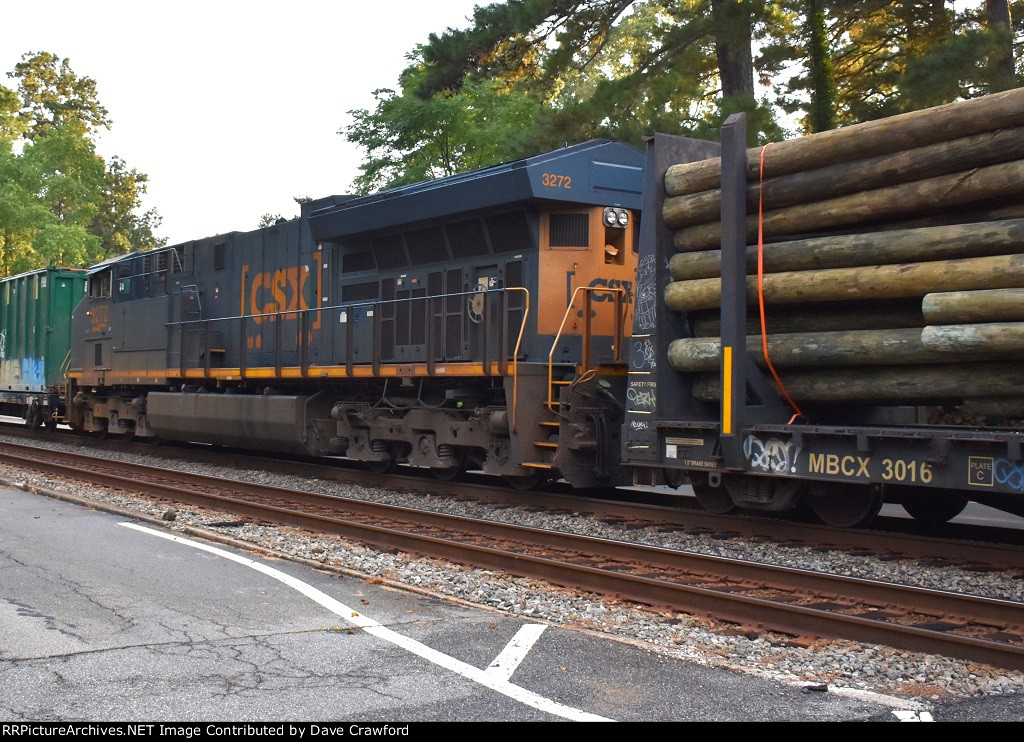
[67,141,645,487]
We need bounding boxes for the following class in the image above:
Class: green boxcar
[0,267,87,422]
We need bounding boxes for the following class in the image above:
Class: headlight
[617,210,629,227]
[603,208,618,226]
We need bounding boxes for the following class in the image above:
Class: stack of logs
[661,87,1024,414]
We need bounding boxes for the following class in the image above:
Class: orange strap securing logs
[758,144,804,424]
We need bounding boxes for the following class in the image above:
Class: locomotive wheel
[898,487,968,524]
[430,465,465,481]
[367,444,398,474]
[502,471,549,491]
[688,472,735,514]
[808,480,883,528]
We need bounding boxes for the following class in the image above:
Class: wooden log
[959,398,1024,418]
[664,254,1024,312]
[664,87,1024,196]
[922,322,1024,353]
[669,219,1024,281]
[668,328,943,373]
[680,199,1024,251]
[690,301,924,336]
[669,158,1024,249]
[690,361,1024,403]
[922,288,1024,324]
[663,127,1024,228]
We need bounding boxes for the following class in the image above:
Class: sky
[2,0,484,245]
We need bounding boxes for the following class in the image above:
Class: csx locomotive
[66,141,644,489]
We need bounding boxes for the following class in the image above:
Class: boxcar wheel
[809,481,882,528]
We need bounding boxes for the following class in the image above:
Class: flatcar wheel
[502,471,549,491]
[25,403,41,429]
[808,481,883,528]
[899,487,968,524]
[688,472,735,514]
[44,417,57,432]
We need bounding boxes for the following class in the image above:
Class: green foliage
[345,0,803,187]
[344,63,542,194]
[348,0,1022,190]
[779,1,1022,130]
[13,51,110,141]
[0,52,163,275]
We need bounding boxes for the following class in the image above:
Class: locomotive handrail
[546,285,625,413]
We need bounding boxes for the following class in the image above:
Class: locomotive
[66,141,644,489]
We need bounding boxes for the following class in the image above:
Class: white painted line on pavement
[120,522,611,722]
[486,623,547,681]
[892,709,935,722]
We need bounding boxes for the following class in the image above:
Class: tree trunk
[691,362,1024,403]
[668,328,949,373]
[923,288,1024,324]
[669,219,1024,280]
[664,253,1024,312]
[663,86,1024,195]
[711,0,755,100]
[669,158,1024,250]
[663,127,1024,225]
[986,0,1015,93]
[922,322,1024,354]
[805,0,835,133]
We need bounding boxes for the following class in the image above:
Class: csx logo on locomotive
[587,278,633,300]
[240,254,322,349]
[241,252,322,328]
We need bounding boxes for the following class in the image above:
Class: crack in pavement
[0,625,368,664]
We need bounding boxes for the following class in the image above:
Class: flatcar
[622,118,1024,527]
[0,267,86,428]
[66,141,644,489]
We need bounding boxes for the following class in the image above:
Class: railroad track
[4,422,1023,570]
[3,440,1024,671]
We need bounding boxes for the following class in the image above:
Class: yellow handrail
[546,286,624,413]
